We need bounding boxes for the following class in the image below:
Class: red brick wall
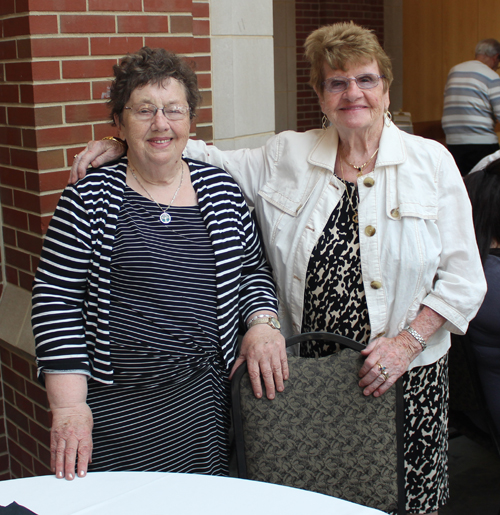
[295,0,384,132]
[0,343,51,479]
[0,0,212,293]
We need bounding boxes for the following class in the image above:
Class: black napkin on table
[0,502,38,514]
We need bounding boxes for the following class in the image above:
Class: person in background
[469,148,500,173]
[32,47,286,481]
[70,22,486,515]
[464,159,500,436]
[442,38,500,176]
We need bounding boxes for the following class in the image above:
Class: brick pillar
[295,0,384,132]
[295,0,321,132]
[0,0,212,293]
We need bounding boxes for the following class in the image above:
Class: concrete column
[210,0,276,149]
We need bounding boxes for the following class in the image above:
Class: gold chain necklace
[128,162,184,225]
[339,158,359,223]
[343,147,379,176]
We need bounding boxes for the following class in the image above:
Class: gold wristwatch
[247,315,281,330]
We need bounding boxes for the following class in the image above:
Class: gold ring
[376,362,389,381]
[73,154,79,159]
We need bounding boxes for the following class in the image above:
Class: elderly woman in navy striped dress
[32,47,287,481]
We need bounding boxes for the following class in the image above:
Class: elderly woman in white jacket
[71,23,485,515]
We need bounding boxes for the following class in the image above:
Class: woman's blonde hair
[304,21,393,94]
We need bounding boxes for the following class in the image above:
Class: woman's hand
[70,139,126,184]
[358,332,422,397]
[229,324,289,400]
[359,306,446,397]
[45,374,93,480]
[50,403,93,480]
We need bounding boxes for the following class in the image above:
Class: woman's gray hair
[475,38,500,58]
[109,47,201,125]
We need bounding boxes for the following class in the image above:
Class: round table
[0,472,388,514]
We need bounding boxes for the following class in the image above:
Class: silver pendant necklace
[128,162,184,224]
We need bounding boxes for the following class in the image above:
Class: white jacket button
[390,208,401,219]
[370,280,382,289]
[365,225,376,236]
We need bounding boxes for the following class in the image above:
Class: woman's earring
[384,110,392,127]
[322,114,330,130]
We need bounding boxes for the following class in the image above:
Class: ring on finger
[376,362,389,381]
[73,154,79,159]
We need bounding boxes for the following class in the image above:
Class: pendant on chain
[160,212,172,224]
[129,162,184,226]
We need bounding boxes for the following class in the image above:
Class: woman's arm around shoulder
[184,137,277,206]
[70,135,280,206]
[70,139,126,183]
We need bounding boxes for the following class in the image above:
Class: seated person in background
[470,148,500,173]
[32,47,287,481]
[464,159,500,436]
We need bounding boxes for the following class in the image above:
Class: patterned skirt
[402,355,449,514]
[301,184,449,514]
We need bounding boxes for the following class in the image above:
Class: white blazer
[185,121,487,370]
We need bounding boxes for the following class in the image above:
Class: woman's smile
[317,60,389,133]
[117,80,191,174]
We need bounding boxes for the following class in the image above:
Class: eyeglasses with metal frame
[322,74,385,93]
[124,103,190,121]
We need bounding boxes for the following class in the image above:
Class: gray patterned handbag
[231,332,405,514]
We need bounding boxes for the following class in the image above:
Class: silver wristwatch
[247,315,281,330]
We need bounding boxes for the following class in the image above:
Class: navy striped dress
[87,188,230,474]
[33,158,278,476]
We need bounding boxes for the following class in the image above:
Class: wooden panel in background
[402,0,443,123]
[478,0,500,40]
[403,0,500,141]
[442,0,478,74]
[478,0,500,142]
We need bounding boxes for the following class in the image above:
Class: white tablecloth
[0,472,388,514]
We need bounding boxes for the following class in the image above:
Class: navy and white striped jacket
[32,158,278,384]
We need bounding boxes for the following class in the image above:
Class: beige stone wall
[209,0,276,150]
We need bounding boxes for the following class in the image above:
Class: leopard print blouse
[301,181,370,357]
